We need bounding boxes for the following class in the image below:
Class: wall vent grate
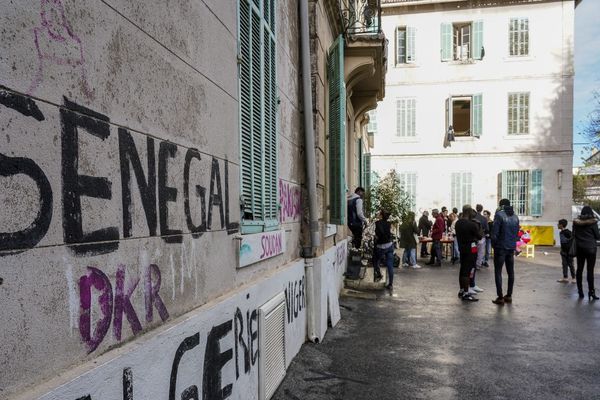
[259,292,287,400]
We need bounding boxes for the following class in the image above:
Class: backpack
[347,197,361,227]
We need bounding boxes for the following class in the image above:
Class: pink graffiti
[27,0,94,98]
[279,179,301,223]
[260,232,283,259]
[79,264,168,353]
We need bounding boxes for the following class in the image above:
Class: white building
[371,0,577,245]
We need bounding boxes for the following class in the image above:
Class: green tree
[365,170,412,224]
[573,174,588,204]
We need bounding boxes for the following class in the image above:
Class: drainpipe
[300,0,321,343]
[299,0,320,255]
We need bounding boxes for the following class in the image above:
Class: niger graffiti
[0,91,239,257]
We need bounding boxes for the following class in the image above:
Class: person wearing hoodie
[491,198,520,305]
[347,187,367,249]
[572,206,600,300]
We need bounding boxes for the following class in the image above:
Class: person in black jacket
[557,219,575,283]
[374,210,395,290]
[491,198,520,305]
[455,205,482,302]
[572,206,600,300]
[418,211,432,257]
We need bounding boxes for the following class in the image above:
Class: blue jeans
[494,248,515,297]
[375,246,395,285]
[485,237,491,263]
[402,247,416,266]
[453,238,460,260]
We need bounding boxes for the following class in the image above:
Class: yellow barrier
[520,225,555,246]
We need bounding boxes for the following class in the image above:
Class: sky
[573,0,600,166]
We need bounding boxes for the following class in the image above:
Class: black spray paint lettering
[203,320,233,400]
[285,277,306,324]
[169,333,200,400]
[0,154,53,255]
[61,98,119,255]
[119,128,157,238]
[0,94,240,256]
[233,307,259,379]
[123,367,133,400]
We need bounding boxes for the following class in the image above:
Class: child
[557,219,575,283]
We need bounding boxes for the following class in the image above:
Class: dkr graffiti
[279,179,301,223]
[0,89,239,256]
[78,264,169,353]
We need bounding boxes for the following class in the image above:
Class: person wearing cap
[491,198,520,305]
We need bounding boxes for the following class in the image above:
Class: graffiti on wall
[78,263,169,353]
[279,179,301,223]
[28,0,94,98]
[42,269,307,399]
[0,90,239,257]
[238,230,286,268]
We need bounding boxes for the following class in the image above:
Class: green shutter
[328,35,346,225]
[472,20,483,60]
[407,26,416,63]
[472,94,482,137]
[441,23,452,61]
[530,169,543,217]
[239,0,277,233]
[501,170,508,200]
[365,153,371,191]
[358,138,363,187]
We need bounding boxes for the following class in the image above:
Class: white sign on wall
[239,230,286,268]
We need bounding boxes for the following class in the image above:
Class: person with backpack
[347,187,367,249]
[374,210,395,290]
[557,219,575,283]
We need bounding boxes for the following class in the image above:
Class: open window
[446,94,482,138]
[441,21,483,62]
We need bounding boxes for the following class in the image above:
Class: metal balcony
[341,0,382,35]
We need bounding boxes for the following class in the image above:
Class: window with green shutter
[472,20,484,60]
[442,21,483,61]
[451,172,473,210]
[500,169,543,216]
[509,18,529,56]
[364,153,372,191]
[396,98,416,137]
[397,171,417,211]
[441,23,452,61]
[472,94,483,137]
[238,0,278,234]
[447,94,482,137]
[328,35,346,225]
[508,92,529,135]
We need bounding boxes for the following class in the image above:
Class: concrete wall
[372,0,574,239]
[0,0,304,397]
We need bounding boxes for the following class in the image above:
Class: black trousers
[429,240,442,264]
[459,252,476,292]
[494,248,515,297]
[349,224,363,249]
[420,242,428,256]
[561,253,575,279]
[576,247,597,293]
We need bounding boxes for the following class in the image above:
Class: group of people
[347,186,600,303]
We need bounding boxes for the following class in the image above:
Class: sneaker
[402,263,409,268]
[411,264,422,269]
[468,288,478,295]
[482,262,489,267]
[557,278,569,283]
[458,289,465,298]
[461,293,479,302]
[571,278,577,284]
[492,297,505,305]
[472,285,484,292]
[386,284,393,290]
[503,295,512,303]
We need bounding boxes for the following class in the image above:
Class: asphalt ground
[272,247,600,400]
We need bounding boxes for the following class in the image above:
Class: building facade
[371,0,575,244]
[0,0,385,399]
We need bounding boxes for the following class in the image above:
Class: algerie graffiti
[65,274,307,400]
[78,264,169,353]
[0,88,239,257]
[279,179,301,223]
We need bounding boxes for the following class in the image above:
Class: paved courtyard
[273,249,600,400]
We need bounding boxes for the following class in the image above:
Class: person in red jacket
[426,209,445,266]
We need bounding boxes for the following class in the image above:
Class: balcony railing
[341,0,382,36]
